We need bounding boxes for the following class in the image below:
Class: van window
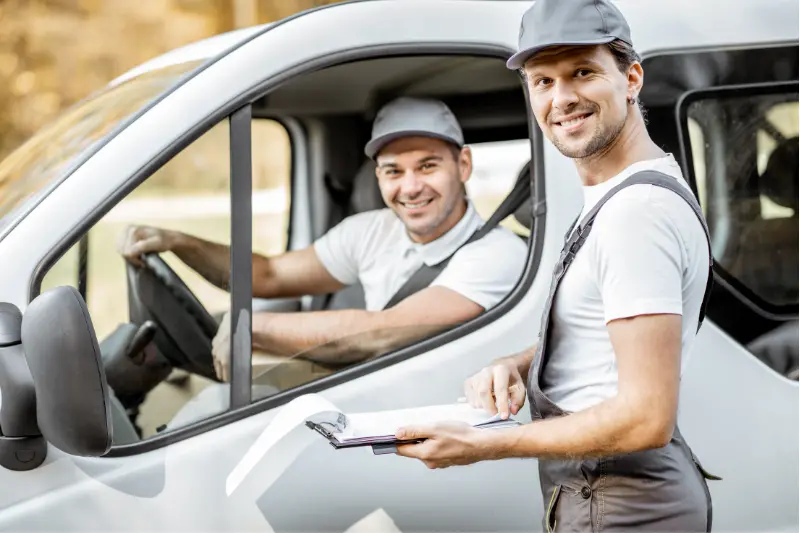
[467,139,531,237]
[246,54,533,403]
[251,136,533,402]
[683,87,798,308]
[40,117,292,442]
[637,44,797,377]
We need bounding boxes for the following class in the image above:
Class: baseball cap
[507,0,633,70]
[364,97,464,159]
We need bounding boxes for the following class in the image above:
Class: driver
[118,97,527,381]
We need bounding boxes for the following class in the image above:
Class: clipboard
[304,420,423,451]
[305,417,520,455]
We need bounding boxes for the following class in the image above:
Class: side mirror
[21,286,113,458]
[0,303,46,470]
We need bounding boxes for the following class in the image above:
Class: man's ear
[627,62,644,103]
[458,146,473,184]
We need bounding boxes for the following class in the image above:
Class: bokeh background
[0,0,345,162]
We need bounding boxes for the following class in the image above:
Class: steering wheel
[125,253,221,381]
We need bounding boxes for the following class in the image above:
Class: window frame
[229,105,254,408]
[29,43,544,457]
[676,80,799,317]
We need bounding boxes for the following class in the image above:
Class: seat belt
[382,170,532,309]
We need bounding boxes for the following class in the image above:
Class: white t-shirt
[542,154,710,413]
[314,201,528,311]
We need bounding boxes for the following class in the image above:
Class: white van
[0,0,796,530]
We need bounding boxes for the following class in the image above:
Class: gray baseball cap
[506,0,633,70]
[364,97,464,159]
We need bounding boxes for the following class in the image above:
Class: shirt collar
[582,154,682,208]
[399,200,483,266]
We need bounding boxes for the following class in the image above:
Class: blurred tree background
[0,0,344,162]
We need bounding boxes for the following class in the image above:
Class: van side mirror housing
[0,286,115,470]
[20,286,113,458]
[0,303,46,471]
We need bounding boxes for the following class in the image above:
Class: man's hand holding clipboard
[395,357,528,468]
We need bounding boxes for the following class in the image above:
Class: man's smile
[399,198,434,211]
[554,112,594,133]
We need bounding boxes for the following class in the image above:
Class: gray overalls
[527,171,721,532]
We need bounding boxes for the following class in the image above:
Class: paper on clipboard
[225,393,341,497]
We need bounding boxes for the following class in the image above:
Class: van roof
[110,24,269,86]
[110,0,798,87]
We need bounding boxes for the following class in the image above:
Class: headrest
[350,159,385,213]
[760,137,799,212]
[512,160,533,230]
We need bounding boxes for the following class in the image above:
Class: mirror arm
[0,303,46,471]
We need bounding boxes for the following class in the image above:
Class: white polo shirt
[313,201,528,311]
[542,154,711,413]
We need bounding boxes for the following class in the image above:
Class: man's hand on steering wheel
[120,225,231,383]
[212,311,232,382]
[118,225,180,267]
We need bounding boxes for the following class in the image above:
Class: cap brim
[365,131,463,159]
[506,37,617,70]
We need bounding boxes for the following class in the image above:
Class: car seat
[323,159,382,311]
[511,160,534,230]
[740,137,799,378]
[728,136,798,306]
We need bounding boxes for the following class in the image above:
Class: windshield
[0,60,204,233]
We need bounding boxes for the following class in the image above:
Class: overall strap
[530,170,715,418]
[570,171,713,331]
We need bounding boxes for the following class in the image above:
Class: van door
[0,2,562,531]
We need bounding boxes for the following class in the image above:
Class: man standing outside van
[394,1,718,531]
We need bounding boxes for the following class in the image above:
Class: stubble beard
[405,191,460,239]
[552,107,628,160]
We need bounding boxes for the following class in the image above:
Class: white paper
[342,403,501,440]
[225,393,342,497]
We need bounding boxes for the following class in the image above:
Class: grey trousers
[539,427,714,532]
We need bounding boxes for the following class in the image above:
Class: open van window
[0,61,203,233]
